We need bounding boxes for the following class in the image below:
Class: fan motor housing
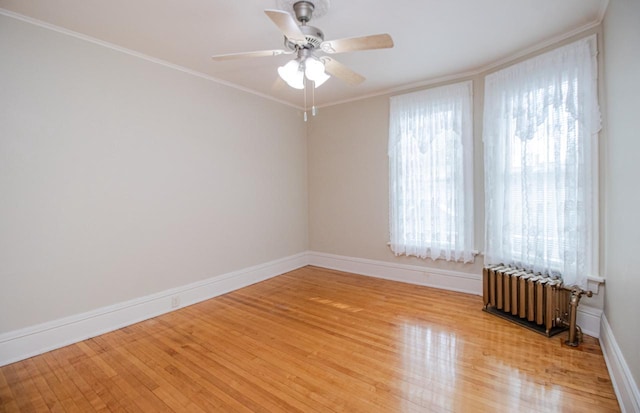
[285,25,324,50]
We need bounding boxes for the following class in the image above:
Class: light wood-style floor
[0,266,619,412]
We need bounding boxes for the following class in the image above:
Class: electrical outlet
[171,296,180,308]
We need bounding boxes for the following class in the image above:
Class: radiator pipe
[564,287,593,347]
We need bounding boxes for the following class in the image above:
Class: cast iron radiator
[482,265,570,337]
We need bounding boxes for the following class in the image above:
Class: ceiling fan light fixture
[278,59,305,89]
[304,56,326,81]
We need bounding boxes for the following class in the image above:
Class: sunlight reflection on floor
[401,321,565,412]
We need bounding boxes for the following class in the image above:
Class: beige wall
[0,15,308,333]
[602,0,640,389]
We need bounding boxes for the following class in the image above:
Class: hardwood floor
[0,266,620,412]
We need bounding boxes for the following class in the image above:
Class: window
[483,36,600,289]
[388,81,474,262]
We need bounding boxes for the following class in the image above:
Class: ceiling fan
[210,0,394,90]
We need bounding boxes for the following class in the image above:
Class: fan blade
[321,34,394,54]
[211,49,290,61]
[322,57,365,86]
[264,9,306,44]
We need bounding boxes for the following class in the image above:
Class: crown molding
[597,0,610,23]
[0,8,304,111]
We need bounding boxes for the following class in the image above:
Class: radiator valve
[565,288,593,347]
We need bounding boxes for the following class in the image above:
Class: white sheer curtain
[483,36,600,289]
[389,81,474,262]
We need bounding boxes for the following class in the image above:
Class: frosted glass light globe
[304,57,329,87]
[278,60,304,89]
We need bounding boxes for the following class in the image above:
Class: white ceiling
[0,0,607,108]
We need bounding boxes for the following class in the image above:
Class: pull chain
[303,77,308,122]
[302,76,319,121]
[312,83,317,116]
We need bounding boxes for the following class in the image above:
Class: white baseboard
[600,315,640,413]
[0,252,307,367]
[307,251,482,296]
[576,305,602,338]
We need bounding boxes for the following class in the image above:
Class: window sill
[587,275,605,294]
[386,242,479,255]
